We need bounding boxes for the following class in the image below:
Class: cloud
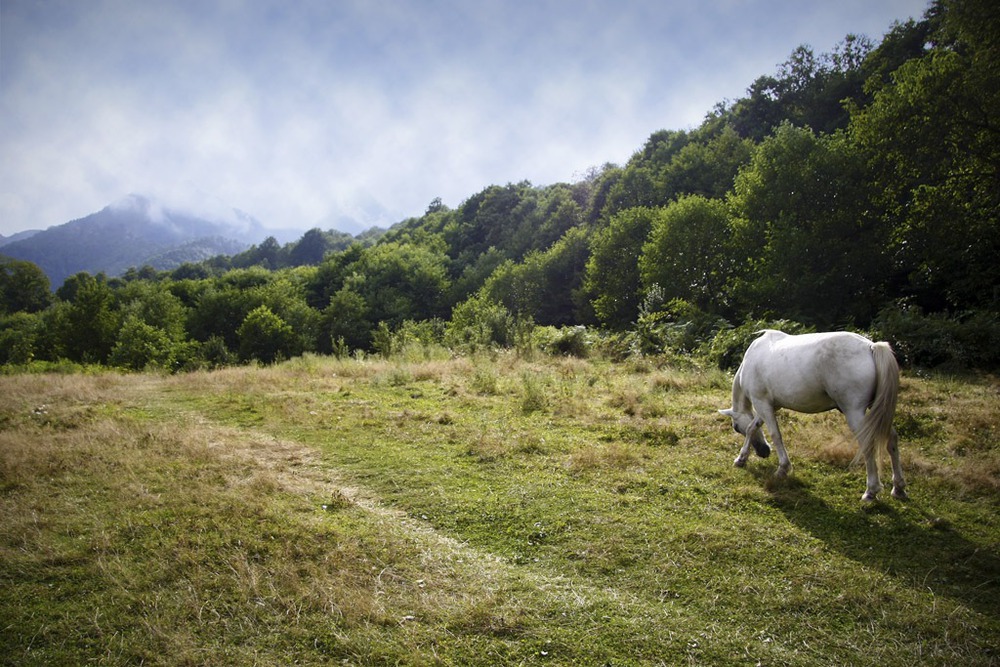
[1,0,930,236]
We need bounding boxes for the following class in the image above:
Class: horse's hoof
[861,491,878,503]
[733,457,747,468]
[891,487,908,501]
[773,467,789,481]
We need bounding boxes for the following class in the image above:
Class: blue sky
[1,0,929,236]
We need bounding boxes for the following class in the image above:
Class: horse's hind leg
[888,427,907,500]
[846,408,883,502]
[860,453,883,503]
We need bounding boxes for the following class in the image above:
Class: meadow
[1,350,998,666]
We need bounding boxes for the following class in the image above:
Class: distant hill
[0,194,304,287]
[0,229,42,248]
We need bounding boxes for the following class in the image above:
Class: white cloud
[1,0,931,236]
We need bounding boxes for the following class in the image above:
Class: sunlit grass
[1,354,998,665]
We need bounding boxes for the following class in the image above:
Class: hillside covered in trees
[2,0,998,371]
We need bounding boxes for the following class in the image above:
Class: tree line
[2,0,997,371]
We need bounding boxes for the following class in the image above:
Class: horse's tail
[854,342,900,464]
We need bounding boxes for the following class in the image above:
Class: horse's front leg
[734,416,764,468]
[757,406,791,480]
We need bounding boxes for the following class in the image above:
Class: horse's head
[718,408,771,458]
[719,408,752,435]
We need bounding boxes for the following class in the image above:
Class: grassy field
[1,351,998,666]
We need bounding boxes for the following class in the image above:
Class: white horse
[719,330,906,502]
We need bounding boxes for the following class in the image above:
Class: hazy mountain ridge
[141,236,252,271]
[0,229,41,248]
[0,194,304,287]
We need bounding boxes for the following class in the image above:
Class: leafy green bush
[539,325,591,358]
[195,335,238,369]
[109,314,176,371]
[237,305,296,364]
[634,291,729,357]
[0,312,40,365]
[445,293,519,351]
[376,318,449,361]
[874,305,1000,370]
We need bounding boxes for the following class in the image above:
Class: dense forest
[2,0,998,371]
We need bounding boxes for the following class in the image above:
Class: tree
[727,124,892,326]
[345,242,451,328]
[0,312,42,364]
[580,162,623,226]
[115,281,189,342]
[585,207,658,329]
[0,258,51,314]
[188,284,252,349]
[53,272,119,363]
[729,36,874,140]
[288,228,333,267]
[850,0,1000,312]
[639,196,735,315]
[237,305,296,363]
[603,131,691,215]
[320,287,371,353]
[109,314,176,370]
[233,236,284,269]
[526,185,584,256]
[305,243,366,309]
[658,125,753,200]
[482,227,592,327]
[444,183,533,263]
[445,291,518,350]
[246,271,321,354]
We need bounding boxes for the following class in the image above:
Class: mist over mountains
[0,194,306,287]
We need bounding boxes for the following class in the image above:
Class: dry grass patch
[567,442,644,474]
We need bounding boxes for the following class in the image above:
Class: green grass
[1,354,998,665]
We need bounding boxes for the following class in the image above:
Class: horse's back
[739,330,877,412]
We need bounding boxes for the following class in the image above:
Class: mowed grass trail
[1,353,998,665]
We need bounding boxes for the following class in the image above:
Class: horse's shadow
[747,467,1000,620]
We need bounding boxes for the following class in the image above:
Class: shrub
[109,315,176,371]
[542,326,591,358]
[446,293,519,351]
[382,319,449,360]
[634,291,729,357]
[238,305,296,364]
[874,305,1000,371]
[197,335,238,369]
[0,312,40,365]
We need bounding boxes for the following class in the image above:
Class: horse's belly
[764,376,841,413]
[774,393,839,413]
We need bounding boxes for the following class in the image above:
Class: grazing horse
[719,330,906,502]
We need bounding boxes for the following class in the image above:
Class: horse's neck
[731,374,754,415]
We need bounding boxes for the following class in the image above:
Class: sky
[1,0,930,237]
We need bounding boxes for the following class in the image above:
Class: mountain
[0,229,42,248]
[0,194,303,287]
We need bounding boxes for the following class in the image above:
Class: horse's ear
[719,409,734,418]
